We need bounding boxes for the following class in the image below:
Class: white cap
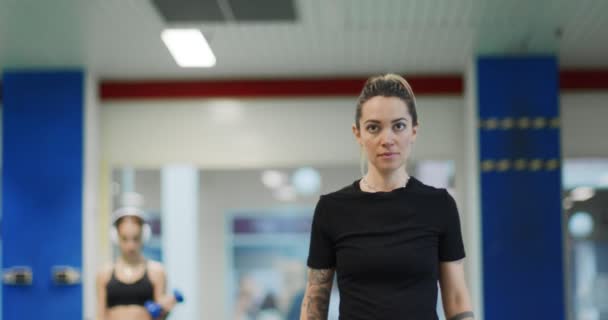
[111,206,147,225]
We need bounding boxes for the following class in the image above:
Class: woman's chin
[373,163,405,173]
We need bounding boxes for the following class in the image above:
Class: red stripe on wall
[560,70,608,90]
[3,70,606,102]
[99,75,463,100]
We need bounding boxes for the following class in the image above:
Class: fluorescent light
[161,29,216,68]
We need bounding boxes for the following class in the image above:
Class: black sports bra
[106,263,154,308]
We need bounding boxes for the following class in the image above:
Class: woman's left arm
[439,259,474,320]
[149,262,174,320]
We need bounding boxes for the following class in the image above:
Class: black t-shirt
[307,177,465,320]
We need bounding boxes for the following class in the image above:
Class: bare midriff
[108,305,151,320]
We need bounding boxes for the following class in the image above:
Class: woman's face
[353,96,418,175]
[117,218,143,259]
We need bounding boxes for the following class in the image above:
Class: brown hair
[355,74,418,129]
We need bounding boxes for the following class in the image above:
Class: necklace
[361,175,410,192]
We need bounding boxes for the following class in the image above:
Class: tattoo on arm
[448,311,474,320]
[304,268,334,320]
[309,269,333,285]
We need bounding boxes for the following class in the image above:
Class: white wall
[101,96,465,168]
[561,92,608,158]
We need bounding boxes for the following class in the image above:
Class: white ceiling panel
[0,0,605,79]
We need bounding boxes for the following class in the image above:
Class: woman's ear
[411,123,419,144]
[352,123,362,145]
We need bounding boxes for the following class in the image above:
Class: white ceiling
[0,0,606,80]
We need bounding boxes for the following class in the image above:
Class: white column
[0,92,3,320]
[463,58,484,319]
[83,72,100,320]
[121,167,135,193]
[161,165,200,319]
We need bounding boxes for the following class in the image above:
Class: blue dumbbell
[173,289,184,303]
[145,289,185,318]
[144,301,163,318]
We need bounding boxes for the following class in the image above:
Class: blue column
[2,70,84,320]
[477,57,564,319]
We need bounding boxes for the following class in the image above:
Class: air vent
[152,0,225,23]
[228,0,296,22]
[151,0,297,23]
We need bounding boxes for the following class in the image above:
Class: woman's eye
[394,123,406,130]
[367,125,379,133]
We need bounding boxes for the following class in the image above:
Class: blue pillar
[477,57,564,319]
[2,70,84,320]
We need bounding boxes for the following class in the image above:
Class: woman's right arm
[299,268,335,320]
[96,267,109,320]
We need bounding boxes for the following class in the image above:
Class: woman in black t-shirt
[301,74,474,320]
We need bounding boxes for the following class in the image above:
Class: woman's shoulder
[408,178,458,213]
[96,262,114,283]
[147,260,165,275]
[319,180,360,200]
[408,177,447,196]
[146,260,166,285]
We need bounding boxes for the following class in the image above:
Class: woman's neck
[119,254,144,266]
[363,167,409,192]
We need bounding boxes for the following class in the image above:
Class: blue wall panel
[478,57,564,320]
[2,71,83,320]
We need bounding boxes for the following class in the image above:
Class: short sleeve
[438,190,466,262]
[307,198,336,269]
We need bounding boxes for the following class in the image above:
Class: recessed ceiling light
[161,29,216,68]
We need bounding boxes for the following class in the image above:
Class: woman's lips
[378,152,399,159]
